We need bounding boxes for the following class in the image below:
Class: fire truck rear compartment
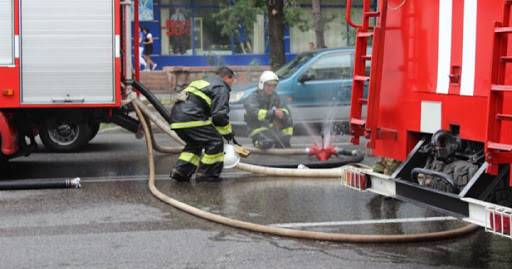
[391,133,512,216]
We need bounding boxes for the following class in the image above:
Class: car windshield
[275,52,317,79]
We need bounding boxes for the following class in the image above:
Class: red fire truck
[0,0,154,162]
[345,0,512,237]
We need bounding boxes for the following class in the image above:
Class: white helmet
[258,71,279,90]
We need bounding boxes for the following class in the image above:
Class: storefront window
[193,8,231,55]
[233,22,253,54]
[161,7,192,55]
[194,0,230,6]
[159,0,188,5]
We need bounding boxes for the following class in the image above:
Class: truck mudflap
[0,112,19,155]
[342,165,512,239]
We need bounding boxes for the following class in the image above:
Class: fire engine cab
[0,0,141,161]
[345,0,512,238]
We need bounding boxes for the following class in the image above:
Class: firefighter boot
[195,173,223,183]
[281,135,291,148]
[170,169,190,182]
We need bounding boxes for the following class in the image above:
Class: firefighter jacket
[244,89,293,138]
[170,76,232,136]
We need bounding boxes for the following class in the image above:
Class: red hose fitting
[306,142,338,161]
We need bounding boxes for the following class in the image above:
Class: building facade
[136,0,370,68]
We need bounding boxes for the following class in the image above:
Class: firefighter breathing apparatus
[130,97,479,243]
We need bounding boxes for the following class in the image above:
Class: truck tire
[491,173,512,207]
[40,122,91,153]
[0,141,7,167]
[89,122,100,141]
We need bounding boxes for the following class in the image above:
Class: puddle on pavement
[157,176,468,236]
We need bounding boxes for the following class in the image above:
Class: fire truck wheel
[0,154,7,167]
[89,122,100,141]
[0,139,8,166]
[40,122,91,153]
[491,176,512,207]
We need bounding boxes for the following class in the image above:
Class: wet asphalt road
[1,130,511,268]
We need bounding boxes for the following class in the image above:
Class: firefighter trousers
[171,124,224,180]
[252,129,291,149]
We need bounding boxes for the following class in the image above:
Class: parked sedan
[228,47,367,134]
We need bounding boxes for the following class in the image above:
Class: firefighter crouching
[244,71,293,149]
[170,67,235,183]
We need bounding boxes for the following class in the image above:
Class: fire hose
[132,99,479,243]
[0,178,81,190]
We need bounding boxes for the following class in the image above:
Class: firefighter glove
[223,131,235,142]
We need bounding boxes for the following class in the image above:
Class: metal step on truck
[343,0,512,239]
[0,0,157,162]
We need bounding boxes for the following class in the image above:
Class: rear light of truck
[486,206,511,238]
[343,169,369,191]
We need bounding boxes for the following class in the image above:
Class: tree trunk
[312,0,325,48]
[267,0,285,69]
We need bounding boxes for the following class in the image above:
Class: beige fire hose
[132,100,479,243]
[133,99,185,146]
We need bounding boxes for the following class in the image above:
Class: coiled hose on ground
[131,99,480,243]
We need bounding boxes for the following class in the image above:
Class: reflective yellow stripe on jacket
[184,80,211,106]
[170,120,212,129]
[282,127,293,136]
[215,123,232,135]
[179,152,200,166]
[249,126,269,137]
[201,152,225,165]
[258,109,267,121]
[282,108,290,115]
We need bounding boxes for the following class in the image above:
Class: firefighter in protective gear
[170,67,235,183]
[244,71,293,149]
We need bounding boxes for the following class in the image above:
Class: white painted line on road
[269,216,458,228]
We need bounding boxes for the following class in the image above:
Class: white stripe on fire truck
[436,0,452,95]
[116,35,120,58]
[14,35,19,58]
[460,0,478,96]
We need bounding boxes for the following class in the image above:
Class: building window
[193,8,231,55]
[161,7,192,55]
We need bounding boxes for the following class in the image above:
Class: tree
[312,0,325,49]
[267,0,285,68]
[214,0,310,69]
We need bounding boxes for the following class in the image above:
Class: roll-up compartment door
[21,0,115,104]
[0,0,14,66]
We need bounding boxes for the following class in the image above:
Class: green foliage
[321,11,338,32]
[206,53,216,66]
[213,0,263,38]
[213,0,315,38]
[205,52,225,67]
[283,1,311,32]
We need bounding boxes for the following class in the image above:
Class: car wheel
[89,122,100,141]
[40,122,91,152]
